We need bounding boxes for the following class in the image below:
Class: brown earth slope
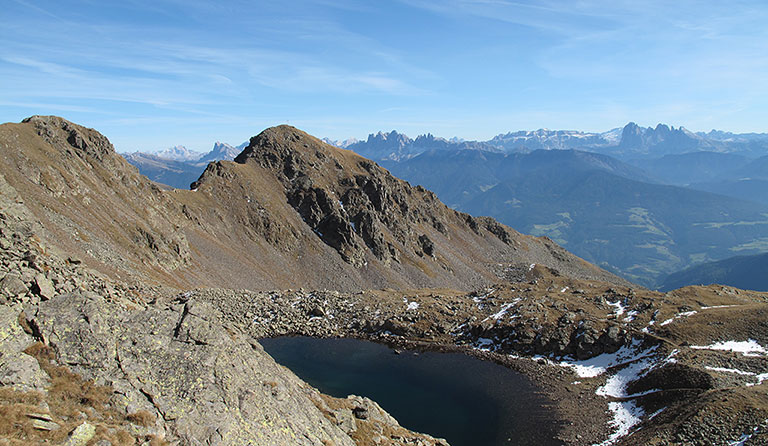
[0,116,625,292]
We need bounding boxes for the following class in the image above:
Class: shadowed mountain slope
[383,148,768,287]
[0,116,625,292]
[660,252,768,292]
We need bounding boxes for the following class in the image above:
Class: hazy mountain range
[326,122,768,162]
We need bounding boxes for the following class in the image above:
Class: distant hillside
[381,148,652,208]
[660,252,768,291]
[672,153,768,203]
[689,178,768,205]
[384,149,768,287]
[629,151,751,185]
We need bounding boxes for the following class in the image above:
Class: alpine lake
[260,336,562,446]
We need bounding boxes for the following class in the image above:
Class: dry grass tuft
[147,434,172,446]
[0,342,162,445]
[24,342,112,412]
[0,387,45,443]
[127,409,155,427]
[16,311,34,336]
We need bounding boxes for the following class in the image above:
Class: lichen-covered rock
[0,304,49,391]
[65,421,95,446]
[1,273,28,297]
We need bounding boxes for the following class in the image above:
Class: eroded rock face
[232,126,456,265]
[27,292,359,445]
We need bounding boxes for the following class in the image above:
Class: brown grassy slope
[0,117,627,292]
[0,116,191,287]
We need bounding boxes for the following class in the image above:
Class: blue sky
[2,0,767,152]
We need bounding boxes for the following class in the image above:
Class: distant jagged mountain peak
[321,137,359,148]
[488,128,613,152]
[155,144,202,161]
[198,141,239,163]
[344,129,415,161]
[615,121,715,156]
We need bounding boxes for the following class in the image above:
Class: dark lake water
[260,336,562,446]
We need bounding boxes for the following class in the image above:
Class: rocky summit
[0,116,767,445]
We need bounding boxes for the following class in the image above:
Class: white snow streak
[482,300,521,322]
[607,300,625,317]
[558,341,657,379]
[659,310,698,326]
[594,401,644,446]
[690,339,767,357]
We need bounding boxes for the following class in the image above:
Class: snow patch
[403,297,419,311]
[706,366,756,376]
[596,354,657,398]
[623,310,638,323]
[607,300,625,317]
[482,300,520,322]
[558,341,657,379]
[475,338,494,351]
[659,310,697,326]
[595,401,644,446]
[705,367,768,386]
[690,339,767,357]
[473,288,495,303]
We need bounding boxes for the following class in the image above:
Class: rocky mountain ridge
[1,116,622,293]
[329,122,768,163]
